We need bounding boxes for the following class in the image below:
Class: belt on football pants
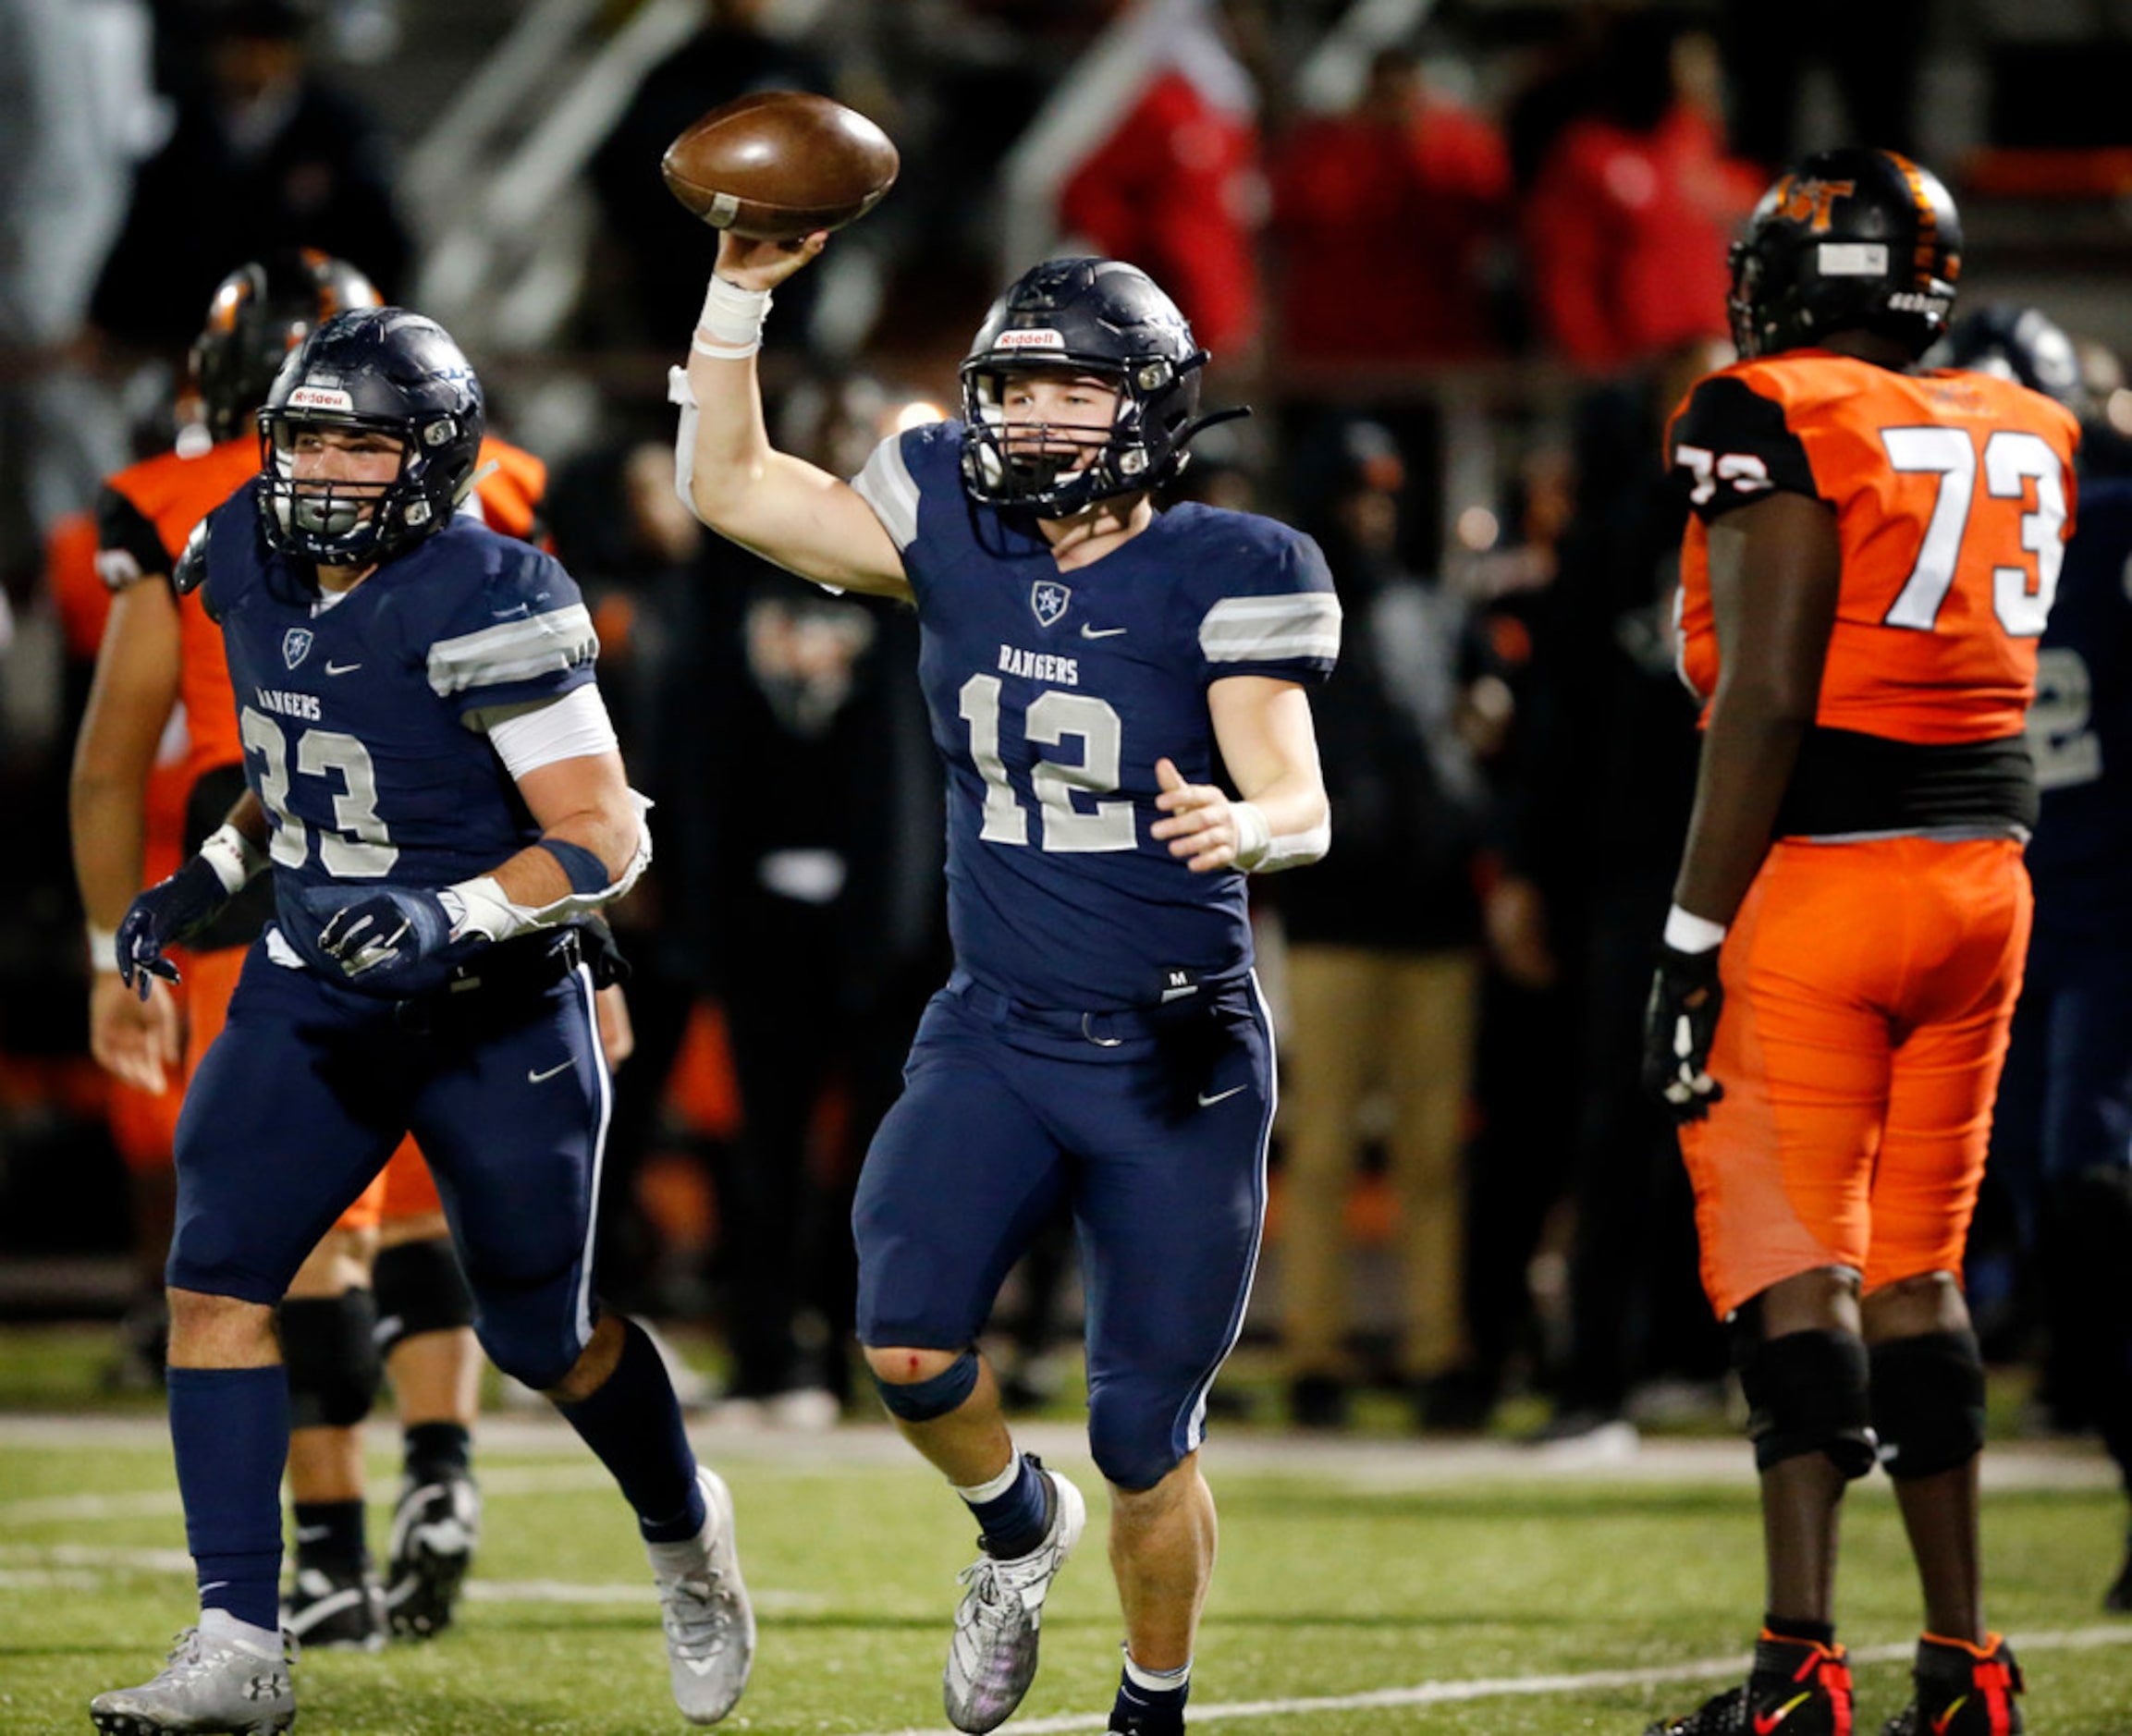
[944,969,1244,1048]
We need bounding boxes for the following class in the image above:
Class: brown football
[661,92,899,240]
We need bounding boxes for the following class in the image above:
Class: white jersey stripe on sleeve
[852,434,921,551]
[1198,593,1342,664]
[426,604,599,697]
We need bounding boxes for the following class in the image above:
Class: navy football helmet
[190,250,381,442]
[257,307,484,565]
[960,257,1219,514]
[1930,304,2090,420]
[1728,148,1962,361]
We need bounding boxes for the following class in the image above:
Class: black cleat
[1881,1633,2023,1736]
[1644,1632,1853,1735]
[385,1469,481,1640]
[283,1560,384,1653]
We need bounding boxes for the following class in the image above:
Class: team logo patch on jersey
[1031,579,1072,628]
[283,626,315,670]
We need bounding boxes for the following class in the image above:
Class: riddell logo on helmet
[288,385,354,411]
[1773,177,1856,232]
[997,329,1066,350]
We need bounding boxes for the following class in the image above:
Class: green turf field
[3,1330,2128,1734]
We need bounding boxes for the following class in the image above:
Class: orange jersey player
[1640,151,2065,1736]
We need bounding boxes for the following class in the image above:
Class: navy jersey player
[92,309,754,1736]
[672,239,1336,1736]
[1942,305,2132,1612]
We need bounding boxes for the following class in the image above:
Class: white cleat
[648,1467,756,1724]
[90,1626,296,1735]
[943,1458,1087,1734]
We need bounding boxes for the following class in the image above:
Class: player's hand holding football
[1642,942,1725,1122]
[309,885,468,989]
[715,227,827,294]
[116,856,237,998]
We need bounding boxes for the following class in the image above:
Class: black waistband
[945,970,1250,1045]
[1774,727,2037,840]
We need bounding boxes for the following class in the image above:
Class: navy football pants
[854,974,1274,1491]
[168,938,611,1390]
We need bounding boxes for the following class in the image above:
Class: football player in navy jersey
[92,308,754,1735]
[672,237,1337,1736]
[1939,305,2132,1613]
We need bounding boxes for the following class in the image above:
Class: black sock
[403,1421,472,1485]
[1112,1657,1189,1735]
[292,1498,368,1571]
[962,1454,1050,1559]
[1764,1612,1836,1648]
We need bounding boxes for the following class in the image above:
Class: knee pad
[1869,1329,1985,1480]
[1086,1381,1186,1493]
[278,1290,383,1429]
[1734,1323,1878,1478]
[372,1237,474,1357]
[873,1351,979,1423]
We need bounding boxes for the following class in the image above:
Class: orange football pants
[183,946,440,1229]
[1678,835,2030,1319]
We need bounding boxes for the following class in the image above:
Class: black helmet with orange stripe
[1727,148,1962,361]
[190,250,382,441]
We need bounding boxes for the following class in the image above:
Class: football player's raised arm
[1154,677,1330,874]
[1670,489,1843,926]
[673,231,911,600]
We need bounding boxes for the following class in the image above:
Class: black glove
[1642,943,1725,1123]
[116,856,236,1000]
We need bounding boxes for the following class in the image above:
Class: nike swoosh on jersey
[1196,1083,1248,1108]
[528,1060,572,1083]
[1081,623,1129,639]
[1930,1697,1969,1735]
[324,660,361,675]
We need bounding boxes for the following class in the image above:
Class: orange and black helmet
[190,250,382,441]
[1727,148,1962,361]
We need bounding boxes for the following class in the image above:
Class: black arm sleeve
[1669,375,1820,524]
[92,484,175,591]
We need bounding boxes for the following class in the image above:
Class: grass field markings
[844,1625,2132,1736]
[0,1543,828,1612]
[464,1580,826,1613]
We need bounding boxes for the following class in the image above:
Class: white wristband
[438,874,527,945]
[1228,801,1331,874]
[199,824,269,896]
[692,274,772,360]
[87,923,119,975]
[1663,902,1728,954]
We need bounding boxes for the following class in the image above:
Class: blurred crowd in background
[6,0,2131,1449]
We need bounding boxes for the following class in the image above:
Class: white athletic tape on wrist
[200,823,268,895]
[668,365,700,507]
[87,923,119,975]
[1663,902,1728,953]
[693,274,771,358]
[441,793,655,944]
[1230,801,1329,874]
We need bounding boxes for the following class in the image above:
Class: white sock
[1122,1652,1192,1693]
[198,1607,282,1657]
[954,1451,1023,1505]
